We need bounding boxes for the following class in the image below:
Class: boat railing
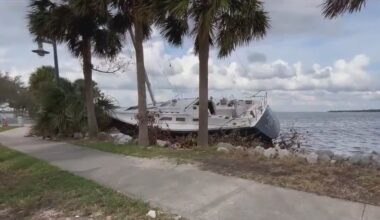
[250,91,267,108]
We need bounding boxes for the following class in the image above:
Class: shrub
[29,68,116,138]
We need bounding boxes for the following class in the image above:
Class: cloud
[160,48,377,93]
[264,0,341,37]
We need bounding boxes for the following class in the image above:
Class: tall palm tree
[110,0,154,146]
[323,0,366,18]
[155,0,269,147]
[28,0,123,137]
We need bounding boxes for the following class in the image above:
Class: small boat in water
[111,91,280,139]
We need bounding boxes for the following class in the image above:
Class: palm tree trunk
[82,38,99,137]
[134,22,149,146]
[197,31,210,147]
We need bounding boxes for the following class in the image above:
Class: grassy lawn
[75,140,380,206]
[0,145,176,220]
[0,126,17,133]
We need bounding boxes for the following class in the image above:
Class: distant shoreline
[328,109,380,113]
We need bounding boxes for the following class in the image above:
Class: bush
[29,67,116,138]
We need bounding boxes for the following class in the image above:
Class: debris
[170,143,181,149]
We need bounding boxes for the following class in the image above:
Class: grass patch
[76,140,380,206]
[199,153,380,206]
[0,145,176,220]
[0,126,17,133]
[73,140,216,163]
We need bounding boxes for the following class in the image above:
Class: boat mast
[144,69,156,106]
[128,27,157,106]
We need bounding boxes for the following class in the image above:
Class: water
[277,112,380,156]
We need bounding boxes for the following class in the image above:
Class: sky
[1,0,380,112]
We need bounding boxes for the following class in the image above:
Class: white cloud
[161,49,377,93]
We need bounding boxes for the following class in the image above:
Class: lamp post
[32,39,60,83]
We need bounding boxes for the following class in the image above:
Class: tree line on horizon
[26,0,367,147]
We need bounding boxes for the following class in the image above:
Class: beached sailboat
[111,91,280,139]
[110,64,280,139]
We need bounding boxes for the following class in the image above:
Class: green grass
[74,140,216,163]
[0,126,17,133]
[0,145,175,220]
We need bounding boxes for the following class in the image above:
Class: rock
[73,132,83,139]
[360,155,371,166]
[111,133,133,145]
[333,154,346,162]
[295,152,307,161]
[274,144,281,151]
[156,140,169,147]
[306,152,318,164]
[278,149,290,159]
[235,146,245,151]
[146,210,156,218]
[174,215,182,220]
[217,142,234,150]
[91,211,103,217]
[263,148,277,159]
[247,147,256,156]
[97,132,110,140]
[319,154,331,163]
[254,146,265,155]
[316,150,334,158]
[371,155,380,167]
[217,146,230,153]
[348,154,371,166]
[349,154,362,164]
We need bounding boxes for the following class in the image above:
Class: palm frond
[323,0,366,18]
[157,15,189,46]
[215,0,269,57]
[92,29,123,58]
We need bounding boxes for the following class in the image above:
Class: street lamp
[32,38,60,83]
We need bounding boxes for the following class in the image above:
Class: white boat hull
[111,104,280,139]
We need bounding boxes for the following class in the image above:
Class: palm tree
[110,0,154,146]
[323,0,366,18]
[155,0,269,146]
[28,0,123,137]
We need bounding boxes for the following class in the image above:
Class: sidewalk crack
[361,204,366,220]
[193,186,244,216]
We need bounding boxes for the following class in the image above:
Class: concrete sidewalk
[0,127,379,220]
